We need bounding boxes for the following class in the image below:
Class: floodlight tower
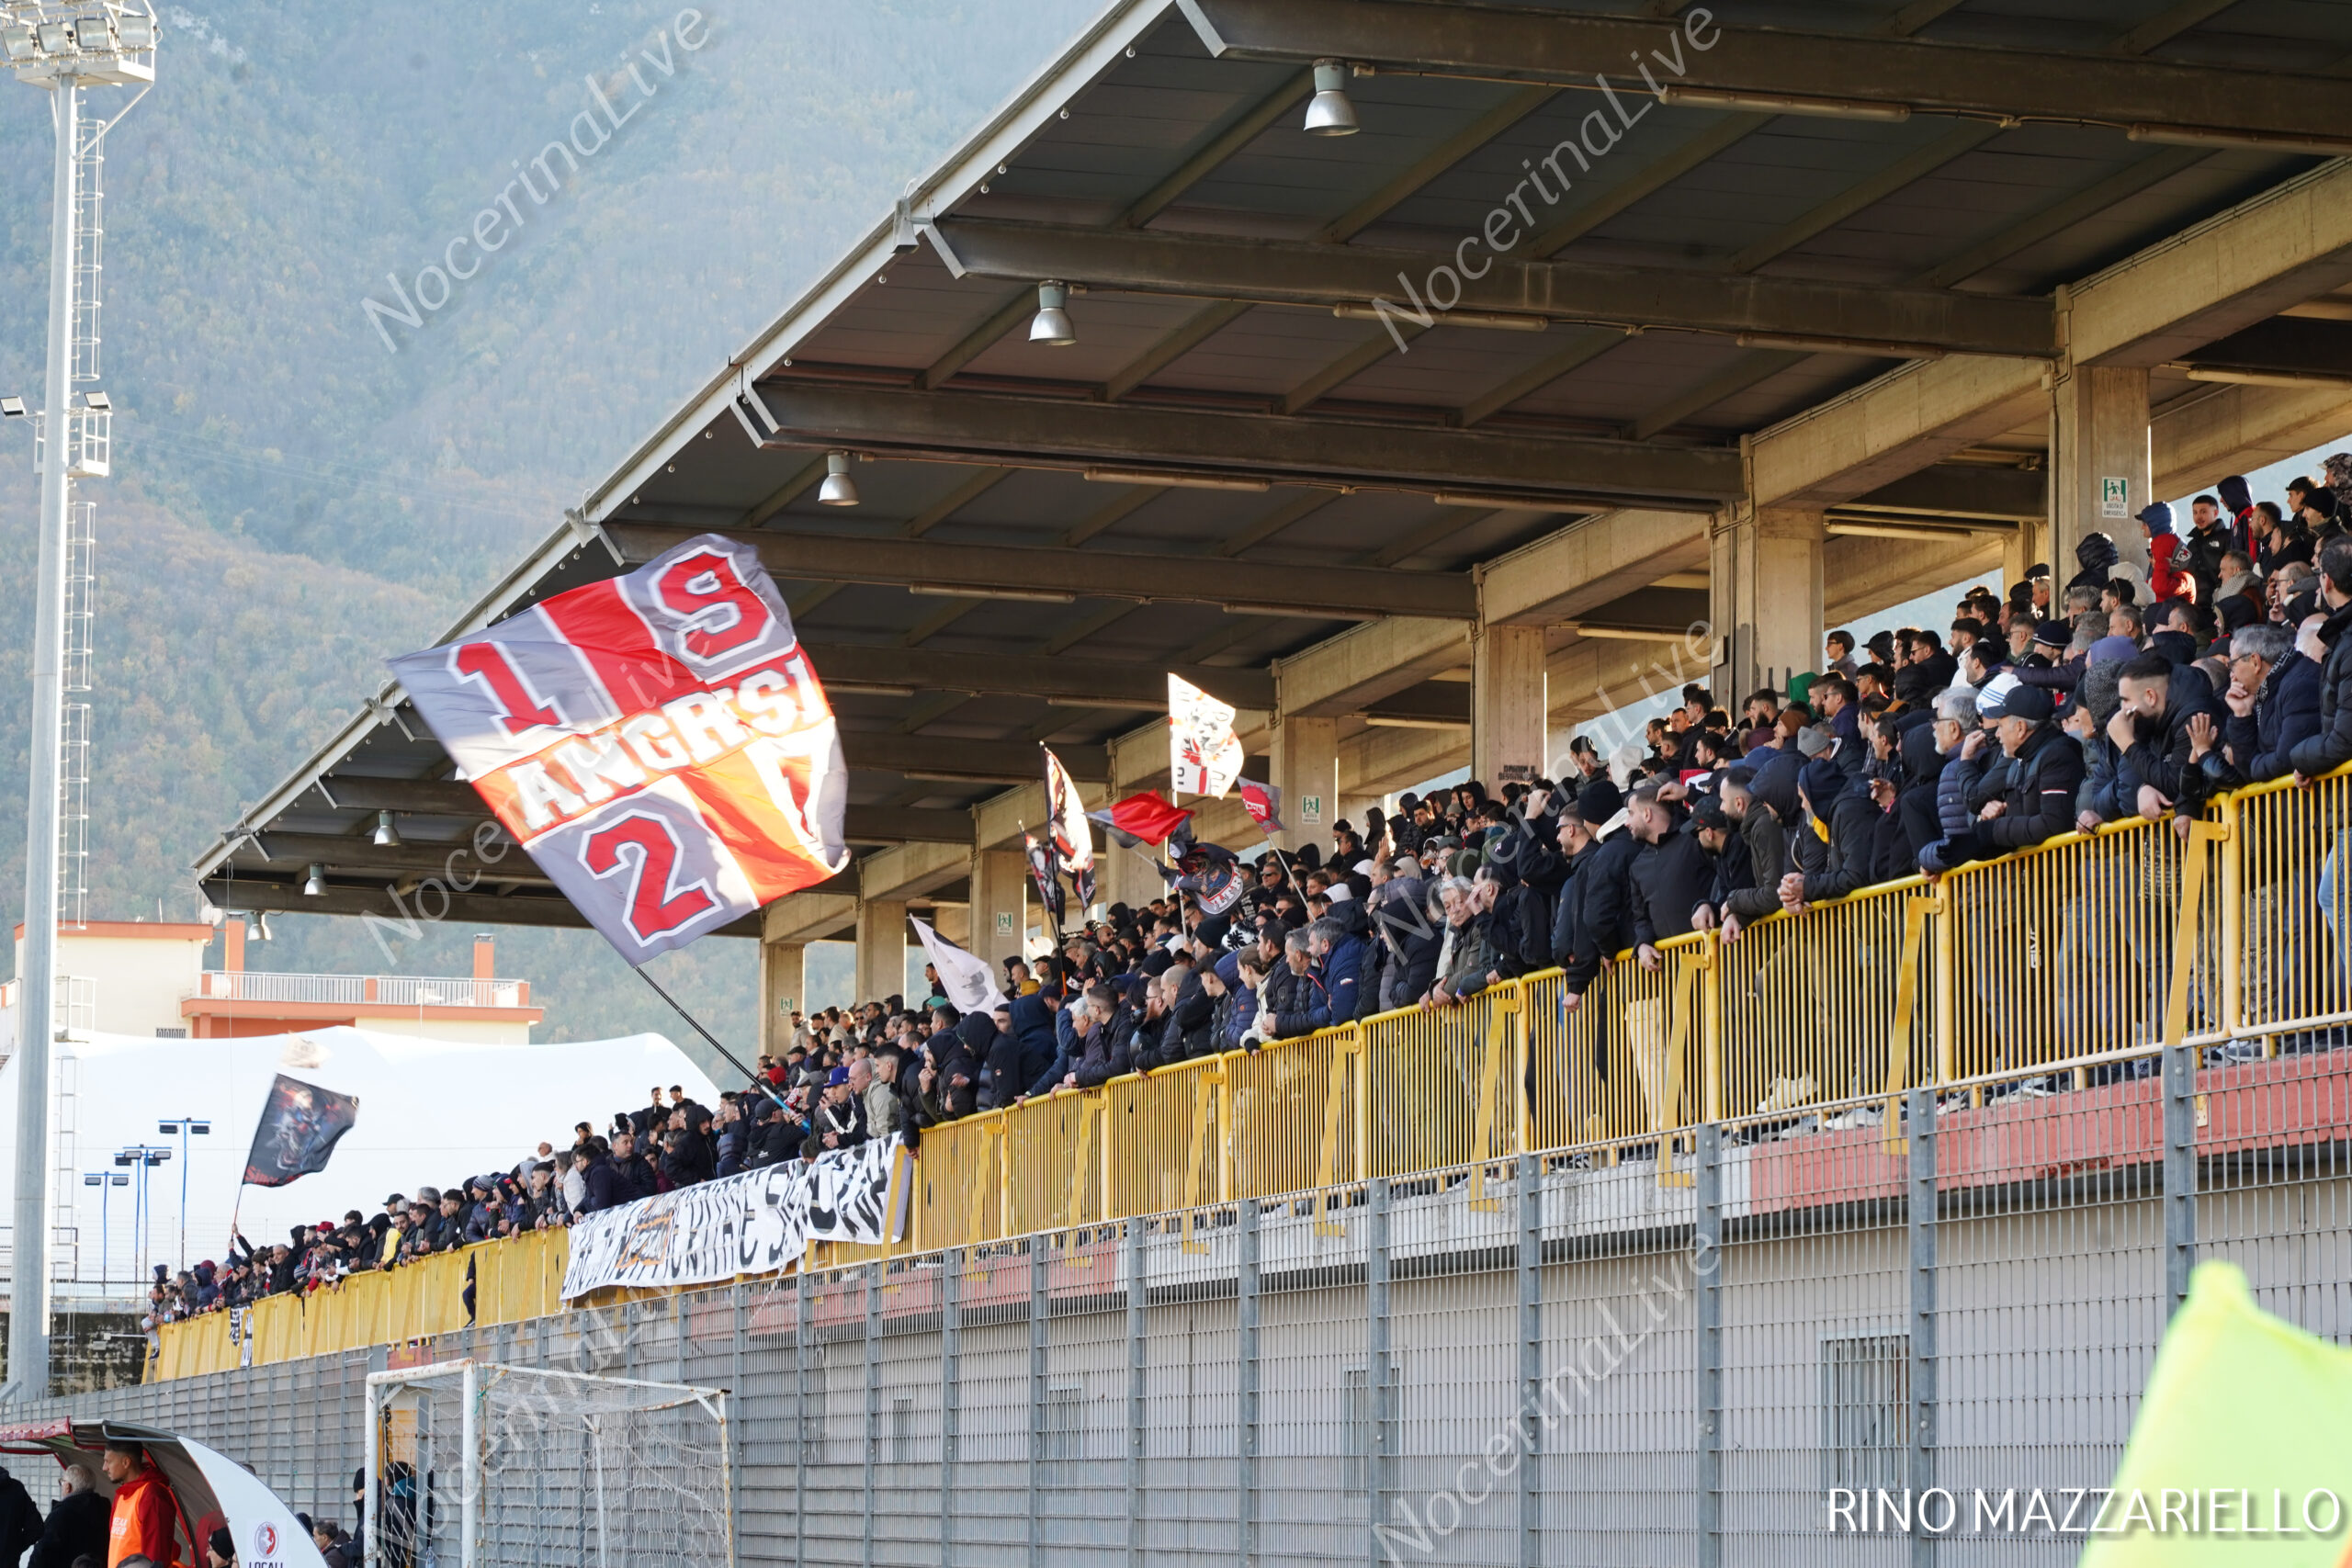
[1,0,153,1402]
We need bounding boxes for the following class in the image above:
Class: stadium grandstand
[62,1,2352,1562]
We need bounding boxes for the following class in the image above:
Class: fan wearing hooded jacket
[2138,503,2189,601]
[2067,530,2121,597]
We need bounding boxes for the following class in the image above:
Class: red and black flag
[1024,830,1068,934]
[242,1075,360,1189]
[1088,791,1194,851]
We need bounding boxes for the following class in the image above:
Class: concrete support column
[969,848,1029,970]
[2001,522,2044,595]
[1470,623,1546,787]
[1268,714,1337,852]
[854,898,907,1007]
[759,941,805,1056]
[2052,362,2151,576]
[1710,505,1825,703]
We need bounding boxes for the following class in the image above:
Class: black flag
[242,1074,360,1188]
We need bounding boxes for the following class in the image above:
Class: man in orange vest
[99,1439,176,1568]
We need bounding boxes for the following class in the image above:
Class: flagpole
[630,966,787,1107]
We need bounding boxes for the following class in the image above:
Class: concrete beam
[311,774,978,848]
[2177,317,2352,380]
[931,218,2055,360]
[812,641,1275,712]
[763,891,859,947]
[1750,356,2049,511]
[2067,160,2352,370]
[237,830,551,886]
[1479,509,1711,626]
[607,518,1472,621]
[1751,160,2352,513]
[974,784,1051,855]
[2154,380,2352,497]
[196,875,759,938]
[1844,464,2046,522]
[842,732,1107,784]
[1824,532,2007,627]
[855,840,970,904]
[1180,0,2352,152]
[1548,635,1698,728]
[729,381,1743,507]
[1273,617,1466,719]
[1339,720,1464,799]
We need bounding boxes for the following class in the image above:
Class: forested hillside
[0,0,1100,1054]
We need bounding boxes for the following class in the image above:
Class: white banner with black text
[560,1135,906,1298]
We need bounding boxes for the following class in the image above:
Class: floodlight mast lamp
[2,0,153,1405]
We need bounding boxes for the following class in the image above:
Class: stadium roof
[195,0,2352,935]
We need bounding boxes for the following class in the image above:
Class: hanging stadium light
[72,16,112,53]
[0,22,35,62]
[372,809,401,848]
[34,18,74,54]
[0,397,25,418]
[1028,280,1076,346]
[302,863,324,897]
[816,450,860,507]
[116,11,157,50]
[1304,60,1359,136]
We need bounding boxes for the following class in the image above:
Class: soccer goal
[363,1359,731,1568]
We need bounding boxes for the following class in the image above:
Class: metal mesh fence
[21,1043,2352,1565]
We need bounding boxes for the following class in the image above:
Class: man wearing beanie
[1548,778,1635,1015]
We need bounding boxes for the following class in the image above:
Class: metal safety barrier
[152,762,2352,1382]
[69,1046,2352,1565]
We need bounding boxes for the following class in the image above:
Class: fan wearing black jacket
[26,1465,106,1568]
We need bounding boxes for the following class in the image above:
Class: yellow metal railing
[155,761,2352,1379]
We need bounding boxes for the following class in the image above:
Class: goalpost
[364,1359,732,1568]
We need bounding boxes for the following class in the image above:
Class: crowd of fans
[143,463,2352,1330]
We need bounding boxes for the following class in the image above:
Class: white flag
[1169,673,1244,798]
[908,914,1007,1015]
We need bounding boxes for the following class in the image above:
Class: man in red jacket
[2139,502,2188,601]
[100,1439,177,1568]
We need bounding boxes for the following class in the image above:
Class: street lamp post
[110,1145,167,1290]
[4,0,155,1404]
[154,1116,209,1273]
[77,1170,124,1290]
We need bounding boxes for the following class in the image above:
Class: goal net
[364,1360,731,1568]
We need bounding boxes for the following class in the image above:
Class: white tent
[0,1025,719,1292]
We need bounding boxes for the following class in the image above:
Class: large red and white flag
[389,533,849,964]
[1169,673,1243,798]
